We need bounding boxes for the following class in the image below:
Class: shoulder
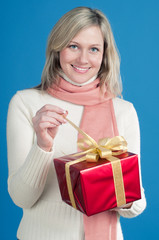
[8,89,51,118]
[10,88,45,104]
[113,97,137,118]
[113,97,134,111]
[9,88,50,108]
[112,97,139,133]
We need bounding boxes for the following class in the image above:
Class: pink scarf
[48,77,118,240]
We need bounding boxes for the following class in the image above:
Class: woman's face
[60,25,104,84]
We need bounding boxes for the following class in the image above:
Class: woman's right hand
[32,104,67,152]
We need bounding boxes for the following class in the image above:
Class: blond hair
[40,7,122,96]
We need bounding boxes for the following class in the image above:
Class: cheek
[92,55,103,68]
[60,49,73,65]
[59,50,66,67]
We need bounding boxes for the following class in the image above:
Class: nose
[78,50,89,64]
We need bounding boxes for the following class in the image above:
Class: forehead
[71,26,104,45]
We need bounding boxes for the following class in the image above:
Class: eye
[90,47,99,53]
[68,44,78,50]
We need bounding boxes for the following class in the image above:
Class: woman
[7,7,146,240]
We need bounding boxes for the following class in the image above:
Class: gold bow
[64,117,127,210]
[65,117,128,162]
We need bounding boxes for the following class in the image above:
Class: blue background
[1,0,158,239]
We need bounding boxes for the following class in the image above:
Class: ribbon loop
[97,147,112,158]
[86,153,99,162]
[77,136,128,163]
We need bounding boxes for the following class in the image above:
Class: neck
[60,73,97,86]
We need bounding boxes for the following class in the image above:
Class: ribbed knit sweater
[7,89,146,240]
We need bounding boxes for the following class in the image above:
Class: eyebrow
[70,41,103,47]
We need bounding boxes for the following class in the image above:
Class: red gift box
[54,151,141,216]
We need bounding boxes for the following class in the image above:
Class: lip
[71,64,90,73]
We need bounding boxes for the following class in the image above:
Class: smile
[71,64,90,73]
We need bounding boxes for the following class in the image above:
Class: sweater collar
[60,73,97,87]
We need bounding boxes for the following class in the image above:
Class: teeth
[72,65,89,71]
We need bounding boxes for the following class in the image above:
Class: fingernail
[62,110,67,114]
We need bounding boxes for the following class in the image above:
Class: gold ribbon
[64,117,127,210]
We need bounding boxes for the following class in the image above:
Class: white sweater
[7,89,146,240]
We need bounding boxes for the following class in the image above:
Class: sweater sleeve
[115,101,146,218]
[7,92,54,209]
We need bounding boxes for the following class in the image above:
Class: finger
[63,110,68,118]
[37,111,67,124]
[38,115,64,127]
[37,104,66,115]
[38,121,58,131]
